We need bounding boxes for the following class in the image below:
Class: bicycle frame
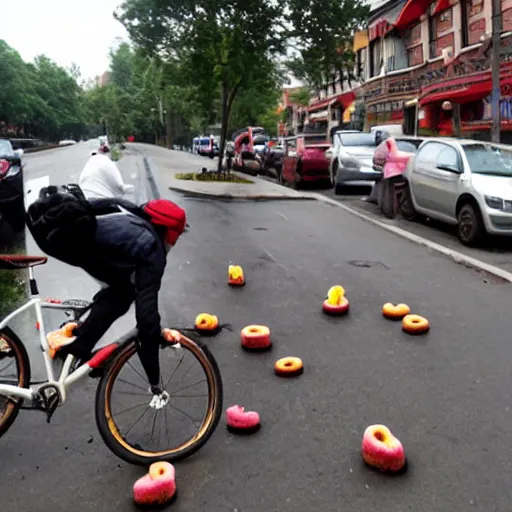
[0,265,94,406]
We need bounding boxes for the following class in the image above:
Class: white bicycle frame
[0,266,91,406]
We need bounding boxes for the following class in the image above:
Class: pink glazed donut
[226,405,261,434]
[133,461,177,508]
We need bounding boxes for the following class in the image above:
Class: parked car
[59,139,77,146]
[327,131,380,194]
[261,144,284,179]
[0,139,25,232]
[403,138,512,245]
[281,134,331,188]
[371,136,426,218]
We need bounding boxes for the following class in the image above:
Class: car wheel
[457,203,484,246]
[330,161,338,188]
[379,179,397,219]
[396,180,417,221]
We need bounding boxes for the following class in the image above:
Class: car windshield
[463,144,512,177]
[339,133,376,147]
[396,140,423,153]
[199,139,210,146]
[304,135,328,146]
[0,140,13,156]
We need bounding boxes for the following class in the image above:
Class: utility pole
[491,0,502,143]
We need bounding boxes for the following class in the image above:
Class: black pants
[75,247,166,387]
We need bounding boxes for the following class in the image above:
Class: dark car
[0,139,25,232]
[261,144,284,178]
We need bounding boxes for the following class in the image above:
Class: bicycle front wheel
[95,332,223,465]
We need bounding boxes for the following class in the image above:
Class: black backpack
[26,185,97,266]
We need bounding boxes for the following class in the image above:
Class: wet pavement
[1,144,512,511]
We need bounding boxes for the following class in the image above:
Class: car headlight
[485,195,505,210]
[339,158,360,169]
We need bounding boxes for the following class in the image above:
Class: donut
[274,357,303,377]
[382,302,410,320]
[133,461,177,508]
[241,325,271,351]
[322,297,350,316]
[194,313,220,336]
[402,314,429,335]
[228,265,245,286]
[226,405,261,434]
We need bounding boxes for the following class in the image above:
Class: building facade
[354,0,512,141]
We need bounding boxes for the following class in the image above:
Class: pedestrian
[78,145,133,200]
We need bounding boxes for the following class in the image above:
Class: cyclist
[43,195,186,394]
[79,146,133,200]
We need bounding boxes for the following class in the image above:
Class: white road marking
[25,175,50,209]
[276,212,288,221]
[312,193,512,284]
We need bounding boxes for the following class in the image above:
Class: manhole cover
[347,260,389,269]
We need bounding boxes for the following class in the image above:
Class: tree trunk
[217,80,241,172]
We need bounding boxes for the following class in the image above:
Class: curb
[168,186,317,201]
[312,193,512,284]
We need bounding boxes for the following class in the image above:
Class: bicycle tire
[94,332,223,466]
[0,327,31,437]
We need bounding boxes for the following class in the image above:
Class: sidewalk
[128,143,316,200]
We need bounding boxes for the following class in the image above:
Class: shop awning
[368,1,407,40]
[420,80,492,106]
[394,0,434,32]
[353,30,369,52]
[308,97,336,112]
[432,0,452,16]
[334,91,357,109]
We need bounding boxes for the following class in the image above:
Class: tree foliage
[0,40,87,141]
[286,0,369,93]
[117,0,286,169]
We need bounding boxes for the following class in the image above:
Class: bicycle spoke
[112,401,150,417]
[164,352,185,389]
[127,361,148,385]
[148,409,160,447]
[124,406,151,438]
[168,403,201,428]
[171,379,206,395]
[116,378,148,393]
[115,390,149,397]
[0,359,15,375]
[171,393,207,398]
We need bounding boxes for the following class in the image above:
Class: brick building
[353,0,512,141]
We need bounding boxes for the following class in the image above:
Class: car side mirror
[437,163,462,173]
[14,148,24,158]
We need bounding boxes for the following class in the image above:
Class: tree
[286,0,369,95]
[117,0,286,170]
[0,40,87,140]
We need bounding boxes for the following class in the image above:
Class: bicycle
[0,254,223,466]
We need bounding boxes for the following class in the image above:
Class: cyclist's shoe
[47,322,78,359]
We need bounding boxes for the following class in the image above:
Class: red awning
[369,1,407,40]
[334,91,356,109]
[394,0,434,31]
[432,0,451,16]
[420,80,492,106]
[308,98,335,112]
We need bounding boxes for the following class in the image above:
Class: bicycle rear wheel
[0,327,31,437]
[95,332,223,465]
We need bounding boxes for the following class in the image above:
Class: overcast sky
[1,0,128,80]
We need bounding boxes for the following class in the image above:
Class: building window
[356,49,366,80]
[370,39,382,78]
[461,0,485,48]
[430,8,453,58]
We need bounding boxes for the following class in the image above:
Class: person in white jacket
[79,146,134,200]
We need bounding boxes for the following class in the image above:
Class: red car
[281,134,331,188]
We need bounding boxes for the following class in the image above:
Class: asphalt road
[2,145,512,511]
